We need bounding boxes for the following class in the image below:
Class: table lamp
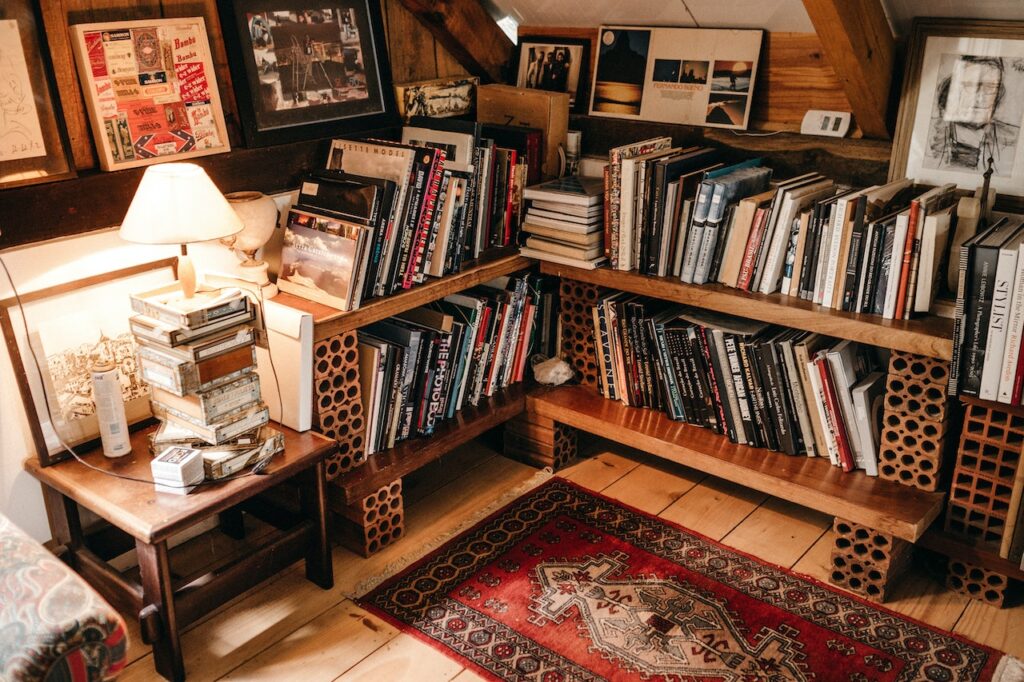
[120,163,243,298]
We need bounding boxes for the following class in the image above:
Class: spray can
[91,362,132,457]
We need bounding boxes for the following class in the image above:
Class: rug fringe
[995,655,1024,682]
[350,468,554,598]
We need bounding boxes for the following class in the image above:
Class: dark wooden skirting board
[530,385,945,542]
[329,383,528,507]
[919,527,1024,582]
[540,262,953,361]
[276,251,533,342]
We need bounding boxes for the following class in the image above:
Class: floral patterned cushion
[0,514,127,681]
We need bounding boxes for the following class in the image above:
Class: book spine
[736,338,765,448]
[606,152,620,266]
[422,171,452,278]
[645,166,667,275]
[503,150,519,246]
[961,245,999,396]
[798,210,822,300]
[696,326,731,439]
[685,328,713,428]
[841,208,867,312]
[894,200,921,320]
[723,334,756,445]
[736,208,767,291]
[761,341,796,454]
[654,324,685,420]
[393,163,428,292]
[980,246,1018,400]
[406,150,447,287]
[748,342,778,450]
[817,357,855,471]
[949,239,972,397]
[999,249,1024,402]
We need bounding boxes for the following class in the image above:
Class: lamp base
[238,260,278,299]
[178,253,197,298]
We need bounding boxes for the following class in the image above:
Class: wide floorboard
[117,437,1023,680]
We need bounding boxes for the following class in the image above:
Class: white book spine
[758,198,797,295]
[618,159,638,271]
[807,361,839,466]
[982,246,1020,400]
[812,211,834,305]
[820,198,850,309]
[781,342,816,459]
[852,389,879,477]
[882,214,910,319]
[998,244,1024,402]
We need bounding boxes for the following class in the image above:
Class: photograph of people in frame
[516,38,588,109]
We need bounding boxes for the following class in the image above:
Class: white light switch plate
[800,110,852,138]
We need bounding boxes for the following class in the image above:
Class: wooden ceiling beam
[801,0,895,139]
[396,0,513,83]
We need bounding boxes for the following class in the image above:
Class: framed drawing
[220,1,398,147]
[69,17,230,171]
[890,18,1024,197]
[395,76,478,121]
[515,36,590,113]
[588,26,762,130]
[0,0,75,188]
[0,258,177,466]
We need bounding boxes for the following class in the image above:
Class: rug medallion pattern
[361,479,1001,681]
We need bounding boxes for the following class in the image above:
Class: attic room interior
[3,0,1024,679]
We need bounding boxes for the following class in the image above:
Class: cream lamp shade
[120,163,243,298]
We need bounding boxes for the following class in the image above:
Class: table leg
[137,540,185,682]
[41,486,84,562]
[300,462,333,589]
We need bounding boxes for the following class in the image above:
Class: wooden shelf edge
[329,383,530,506]
[919,527,1024,581]
[530,386,944,541]
[540,262,954,361]
[275,251,533,342]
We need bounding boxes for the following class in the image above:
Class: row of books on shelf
[277,117,541,312]
[591,292,887,474]
[601,136,959,320]
[127,286,282,492]
[951,213,1024,405]
[356,273,558,456]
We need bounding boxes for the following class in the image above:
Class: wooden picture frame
[394,76,478,121]
[515,36,591,114]
[68,17,231,171]
[890,18,1024,197]
[0,0,76,189]
[0,258,177,466]
[219,1,398,147]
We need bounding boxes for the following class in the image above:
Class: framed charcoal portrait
[515,36,590,113]
[891,18,1024,196]
[0,0,75,188]
[0,258,177,466]
[220,1,398,147]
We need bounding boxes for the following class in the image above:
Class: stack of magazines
[128,285,282,486]
[520,176,606,269]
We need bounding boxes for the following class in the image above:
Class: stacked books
[280,117,536,312]
[129,285,281,487]
[356,273,551,455]
[592,295,887,474]
[951,213,1024,403]
[520,175,606,269]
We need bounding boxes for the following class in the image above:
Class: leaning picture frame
[219,1,398,147]
[0,258,177,466]
[0,0,76,189]
[515,36,591,113]
[890,18,1024,197]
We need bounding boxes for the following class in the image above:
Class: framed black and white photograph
[515,36,590,112]
[891,18,1024,196]
[220,1,398,147]
[0,259,178,466]
[0,0,75,188]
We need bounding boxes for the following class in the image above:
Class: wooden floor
[117,437,1023,681]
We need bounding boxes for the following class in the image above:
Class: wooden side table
[24,422,336,682]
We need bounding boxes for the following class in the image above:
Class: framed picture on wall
[0,0,76,189]
[890,18,1024,197]
[515,36,590,113]
[0,258,178,466]
[219,1,398,147]
[68,17,231,171]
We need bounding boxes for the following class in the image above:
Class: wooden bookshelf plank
[539,262,953,360]
[919,528,1024,582]
[530,386,945,541]
[330,384,528,506]
[275,252,532,342]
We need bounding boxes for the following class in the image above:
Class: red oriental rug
[360,478,1022,682]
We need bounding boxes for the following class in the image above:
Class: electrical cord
[0,254,284,489]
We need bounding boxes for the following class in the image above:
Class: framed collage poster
[0,258,177,466]
[0,0,75,188]
[68,17,230,171]
[890,18,1024,197]
[219,1,398,147]
[589,26,763,130]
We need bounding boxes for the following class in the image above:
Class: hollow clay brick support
[945,559,1011,608]
[338,479,404,557]
[312,331,367,480]
[829,518,910,602]
[945,399,1024,549]
[559,279,601,389]
[505,412,578,471]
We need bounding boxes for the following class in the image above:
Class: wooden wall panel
[382,0,470,82]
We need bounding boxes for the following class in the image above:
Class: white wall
[0,229,246,541]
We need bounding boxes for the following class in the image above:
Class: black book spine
[644,165,668,275]
[408,151,446,285]
[705,328,739,442]
[708,204,735,282]
[684,328,713,428]
[422,332,451,435]
[696,326,728,436]
[949,240,973,396]
[799,206,823,300]
[724,334,758,446]
[961,244,999,396]
[859,223,884,313]
[391,164,428,293]
[761,340,796,454]
[840,198,868,312]
[749,341,779,451]
[775,341,806,454]
[872,222,896,316]
[735,338,765,448]
[617,302,638,405]
[665,328,695,422]
[413,331,438,435]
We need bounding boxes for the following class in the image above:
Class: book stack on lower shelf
[520,175,606,269]
[129,285,281,489]
[590,293,889,474]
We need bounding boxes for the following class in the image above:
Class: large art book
[278,208,370,312]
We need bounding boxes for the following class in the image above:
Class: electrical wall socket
[800,110,852,138]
